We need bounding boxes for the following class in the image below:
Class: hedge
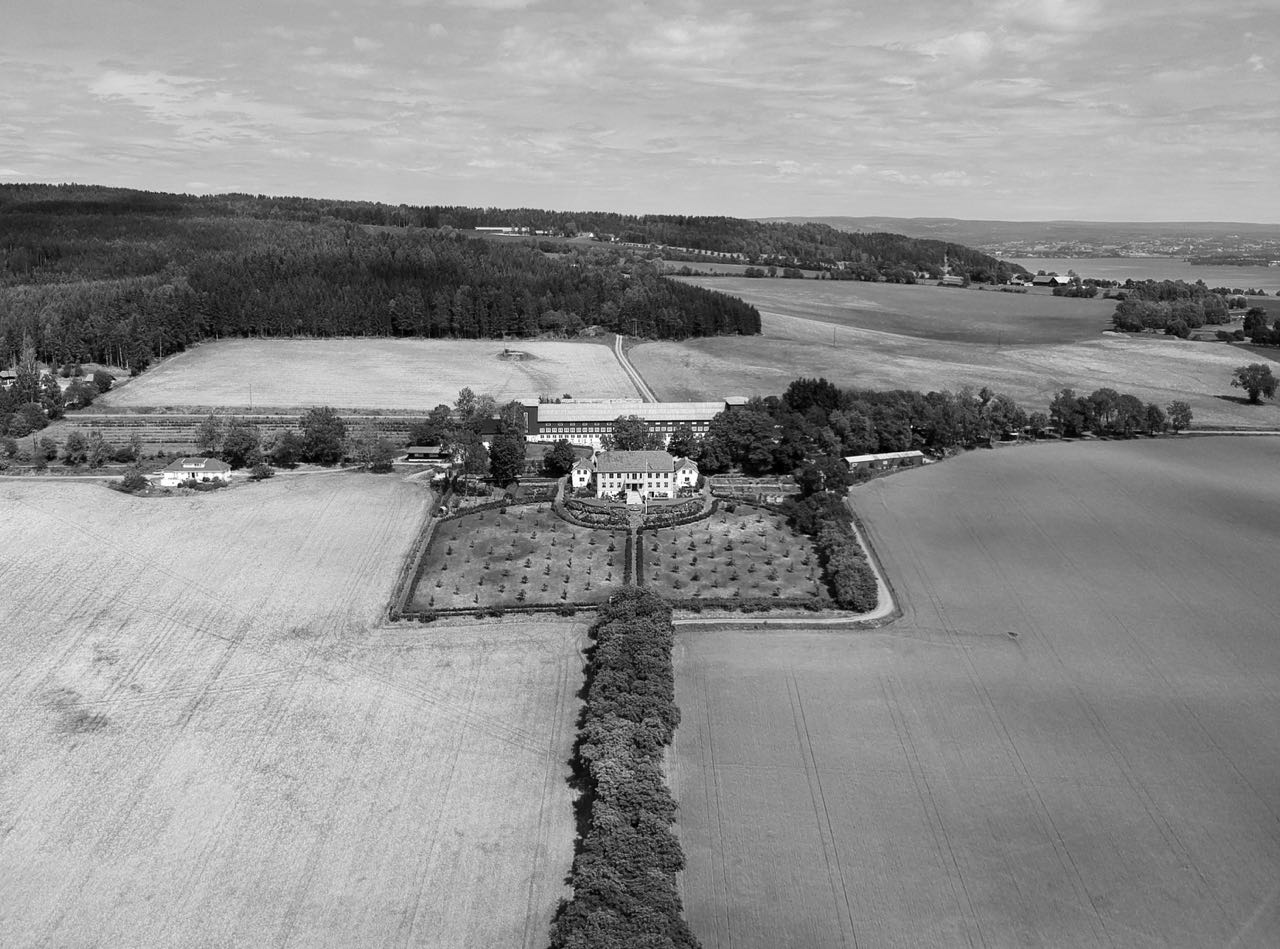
[784,491,879,612]
[549,588,700,949]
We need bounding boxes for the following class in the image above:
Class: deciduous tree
[1231,364,1278,403]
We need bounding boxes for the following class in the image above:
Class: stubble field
[672,437,1280,948]
[0,475,583,948]
[99,337,637,409]
[631,279,1277,430]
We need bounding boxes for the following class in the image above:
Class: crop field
[630,300,1278,430]
[0,476,583,948]
[410,502,621,611]
[672,437,1280,948]
[681,276,1114,345]
[100,337,637,409]
[641,505,822,601]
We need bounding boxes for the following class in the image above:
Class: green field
[682,276,1114,345]
[672,437,1280,947]
[630,280,1279,430]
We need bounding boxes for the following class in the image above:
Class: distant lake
[1009,257,1280,294]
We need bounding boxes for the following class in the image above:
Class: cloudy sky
[3,0,1278,221]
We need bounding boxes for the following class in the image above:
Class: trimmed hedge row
[550,588,700,949]
[664,596,830,614]
[623,533,634,586]
[641,497,713,529]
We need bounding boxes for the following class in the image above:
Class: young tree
[300,406,347,464]
[86,431,110,468]
[195,414,224,456]
[63,431,88,466]
[1231,364,1278,403]
[1166,400,1193,433]
[542,438,577,476]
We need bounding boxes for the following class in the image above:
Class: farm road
[612,334,658,402]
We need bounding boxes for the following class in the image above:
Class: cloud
[353,37,383,53]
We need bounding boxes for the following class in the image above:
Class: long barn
[517,397,746,449]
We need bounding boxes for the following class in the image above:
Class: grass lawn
[641,505,823,602]
[411,502,622,611]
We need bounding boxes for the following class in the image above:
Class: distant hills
[764,217,1280,260]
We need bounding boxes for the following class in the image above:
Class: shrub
[248,462,275,481]
[118,468,149,493]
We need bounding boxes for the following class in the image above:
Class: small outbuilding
[159,457,232,487]
[844,450,925,474]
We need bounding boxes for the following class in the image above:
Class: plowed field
[0,475,583,948]
[100,337,635,409]
[673,437,1280,948]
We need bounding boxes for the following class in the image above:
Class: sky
[3,0,1278,221]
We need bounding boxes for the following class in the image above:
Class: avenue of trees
[549,588,700,949]
[1047,389,1191,438]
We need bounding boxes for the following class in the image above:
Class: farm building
[1031,274,1068,287]
[592,450,697,502]
[158,457,233,487]
[844,450,926,474]
[570,458,593,489]
[403,444,450,462]
[516,397,744,449]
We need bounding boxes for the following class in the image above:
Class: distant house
[1032,274,1067,287]
[939,274,966,287]
[403,444,450,462]
[844,450,925,474]
[593,450,697,502]
[0,369,17,389]
[158,457,232,487]
[674,457,699,489]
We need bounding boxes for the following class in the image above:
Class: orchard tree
[1166,400,1193,432]
[1231,363,1278,403]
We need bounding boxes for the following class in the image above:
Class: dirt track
[672,437,1280,948]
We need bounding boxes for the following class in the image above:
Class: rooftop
[596,450,677,474]
[535,400,733,424]
[162,456,232,472]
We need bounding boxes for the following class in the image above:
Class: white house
[159,456,232,487]
[674,457,699,489]
[593,450,699,502]
[570,458,593,490]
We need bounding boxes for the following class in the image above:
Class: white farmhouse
[159,456,232,487]
[593,450,698,503]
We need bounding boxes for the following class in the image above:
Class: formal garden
[638,503,826,607]
[407,502,624,613]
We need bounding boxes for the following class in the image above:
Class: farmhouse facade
[158,456,232,487]
[592,450,698,501]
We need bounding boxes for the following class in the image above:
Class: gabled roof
[596,450,676,474]
[162,456,231,473]
[674,457,698,470]
[571,458,593,470]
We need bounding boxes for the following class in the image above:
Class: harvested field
[630,308,1280,429]
[0,475,583,948]
[641,505,822,601]
[100,337,637,409]
[681,276,1114,345]
[410,502,620,611]
[673,437,1280,948]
